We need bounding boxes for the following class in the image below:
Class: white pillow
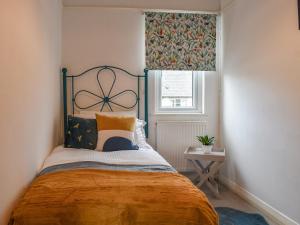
[135,119,148,148]
[73,111,147,147]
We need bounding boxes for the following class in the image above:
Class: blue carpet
[216,207,269,225]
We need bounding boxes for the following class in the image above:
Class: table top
[184,146,225,161]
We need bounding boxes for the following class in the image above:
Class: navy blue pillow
[103,137,139,152]
[66,116,98,150]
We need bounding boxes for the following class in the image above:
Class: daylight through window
[156,70,203,113]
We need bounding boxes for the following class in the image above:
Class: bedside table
[184,146,225,198]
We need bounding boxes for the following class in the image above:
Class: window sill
[152,112,208,117]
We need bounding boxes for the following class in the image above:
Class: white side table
[184,147,225,198]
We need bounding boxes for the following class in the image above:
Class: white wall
[62,7,145,116]
[0,1,62,224]
[221,0,300,223]
[63,0,220,12]
[62,6,220,148]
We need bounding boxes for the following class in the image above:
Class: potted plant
[196,135,215,153]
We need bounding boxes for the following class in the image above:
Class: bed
[9,66,218,225]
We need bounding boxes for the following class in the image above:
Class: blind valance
[145,12,217,71]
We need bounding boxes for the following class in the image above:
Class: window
[155,70,204,113]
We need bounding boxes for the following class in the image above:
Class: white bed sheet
[41,144,171,171]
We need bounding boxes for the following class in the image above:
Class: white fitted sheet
[41,144,171,171]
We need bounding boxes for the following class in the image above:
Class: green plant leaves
[196,135,214,146]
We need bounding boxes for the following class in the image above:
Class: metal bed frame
[62,66,148,145]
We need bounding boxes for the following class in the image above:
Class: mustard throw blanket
[10,169,218,225]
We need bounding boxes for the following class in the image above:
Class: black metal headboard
[62,65,149,144]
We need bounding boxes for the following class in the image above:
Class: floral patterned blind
[145,12,217,71]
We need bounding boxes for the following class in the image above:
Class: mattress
[40,145,175,175]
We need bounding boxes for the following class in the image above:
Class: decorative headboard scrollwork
[62,65,149,145]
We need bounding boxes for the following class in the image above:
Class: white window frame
[154,70,205,114]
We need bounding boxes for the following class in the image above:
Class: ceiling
[62,0,221,12]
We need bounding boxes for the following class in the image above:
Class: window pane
[161,71,194,108]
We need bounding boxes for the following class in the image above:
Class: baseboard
[219,175,299,225]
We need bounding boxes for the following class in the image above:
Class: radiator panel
[156,121,207,171]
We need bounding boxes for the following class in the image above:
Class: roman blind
[145,12,217,71]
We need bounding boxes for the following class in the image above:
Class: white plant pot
[202,145,213,153]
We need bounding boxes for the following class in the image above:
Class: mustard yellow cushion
[96,114,136,131]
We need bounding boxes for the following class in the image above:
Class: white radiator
[156,120,207,171]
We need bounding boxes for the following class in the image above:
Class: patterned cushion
[66,116,98,150]
[95,114,139,152]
